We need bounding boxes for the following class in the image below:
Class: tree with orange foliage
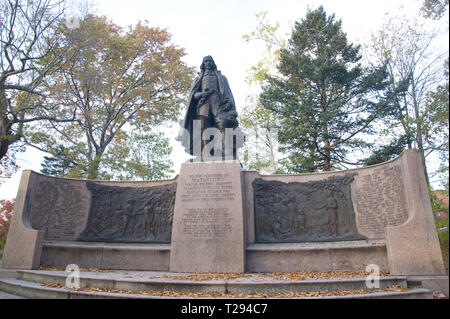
[0,199,14,252]
[24,15,194,180]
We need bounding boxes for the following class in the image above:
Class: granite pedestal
[169,161,245,273]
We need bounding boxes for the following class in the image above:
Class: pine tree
[40,145,78,177]
[259,7,393,172]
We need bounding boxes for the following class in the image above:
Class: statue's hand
[202,89,214,98]
[194,92,203,100]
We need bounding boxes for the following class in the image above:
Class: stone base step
[41,241,171,271]
[17,269,408,294]
[0,278,155,299]
[0,268,18,279]
[0,288,24,299]
[0,269,433,299]
[246,241,388,272]
[40,240,389,273]
[0,278,432,299]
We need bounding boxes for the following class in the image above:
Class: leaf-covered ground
[39,265,391,281]
[42,282,409,298]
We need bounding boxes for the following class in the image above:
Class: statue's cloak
[176,70,237,155]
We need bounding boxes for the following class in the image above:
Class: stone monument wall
[243,153,410,243]
[352,165,409,239]
[26,174,90,241]
[2,149,445,275]
[1,171,177,269]
[18,173,177,242]
[78,182,176,243]
[11,161,411,245]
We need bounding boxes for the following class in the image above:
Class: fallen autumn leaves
[41,282,409,298]
[37,267,405,298]
[39,265,391,281]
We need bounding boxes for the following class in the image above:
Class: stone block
[40,245,81,268]
[385,150,446,275]
[246,241,388,272]
[2,171,44,269]
[102,245,170,271]
[170,161,245,273]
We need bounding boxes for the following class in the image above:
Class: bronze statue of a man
[177,56,241,160]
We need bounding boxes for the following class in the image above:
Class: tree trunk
[321,93,331,171]
[0,85,11,160]
[415,118,430,186]
[411,79,430,187]
[87,154,102,180]
[322,125,331,171]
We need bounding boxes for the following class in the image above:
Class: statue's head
[200,55,217,71]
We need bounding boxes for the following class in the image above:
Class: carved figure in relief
[78,182,176,243]
[112,205,126,237]
[92,209,107,234]
[272,216,284,240]
[294,202,306,235]
[261,213,272,237]
[133,199,147,240]
[152,199,162,237]
[123,199,137,238]
[286,195,296,226]
[317,191,339,236]
[93,202,113,234]
[252,175,366,243]
[143,199,155,239]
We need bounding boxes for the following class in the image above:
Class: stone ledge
[0,269,18,279]
[41,241,171,271]
[43,241,171,250]
[246,242,388,273]
[247,240,385,251]
[38,240,389,273]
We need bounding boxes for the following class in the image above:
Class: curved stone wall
[2,149,445,275]
[242,151,410,243]
[23,174,177,242]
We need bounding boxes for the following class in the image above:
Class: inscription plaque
[170,162,245,273]
[29,179,89,241]
[354,166,409,238]
[182,208,232,239]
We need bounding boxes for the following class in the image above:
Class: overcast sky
[0,0,448,199]
[91,0,440,110]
